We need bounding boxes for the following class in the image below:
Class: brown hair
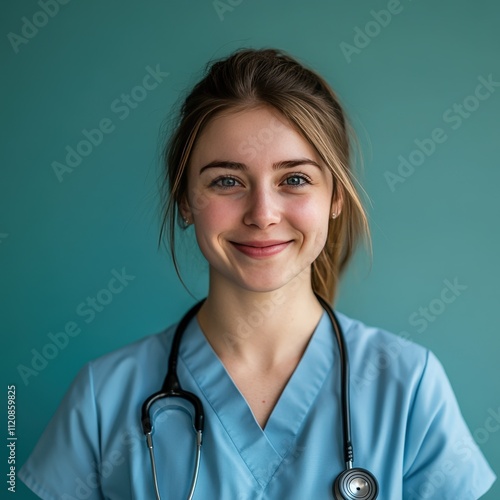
[159,48,371,303]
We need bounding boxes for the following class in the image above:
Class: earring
[183,216,190,226]
[331,212,338,219]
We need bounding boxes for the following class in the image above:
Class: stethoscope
[141,294,379,499]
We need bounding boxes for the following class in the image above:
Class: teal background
[1,0,499,497]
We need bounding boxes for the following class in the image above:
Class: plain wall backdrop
[2,0,499,498]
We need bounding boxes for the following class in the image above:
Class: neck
[196,269,325,370]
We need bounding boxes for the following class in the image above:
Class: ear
[331,184,344,217]
[178,193,193,221]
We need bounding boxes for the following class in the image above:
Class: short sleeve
[18,363,103,500]
[403,350,496,499]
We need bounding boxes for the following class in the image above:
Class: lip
[230,240,293,258]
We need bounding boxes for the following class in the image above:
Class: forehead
[189,106,322,169]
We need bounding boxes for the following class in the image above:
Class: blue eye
[209,173,312,190]
[210,176,241,190]
[284,174,311,187]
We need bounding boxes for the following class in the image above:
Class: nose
[242,184,281,229]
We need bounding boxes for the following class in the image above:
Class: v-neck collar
[178,308,335,488]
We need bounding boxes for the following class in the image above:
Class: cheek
[192,198,236,251]
[288,197,330,231]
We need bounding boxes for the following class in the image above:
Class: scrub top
[19,307,496,499]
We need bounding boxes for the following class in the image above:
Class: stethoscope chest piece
[333,467,379,499]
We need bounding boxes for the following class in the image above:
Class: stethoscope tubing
[141,295,378,499]
[314,294,354,469]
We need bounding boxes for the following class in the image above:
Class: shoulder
[334,311,497,498]
[336,309,425,357]
[335,310,430,391]
[82,321,178,398]
[18,323,181,500]
[40,321,181,423]
[89,323,175,375]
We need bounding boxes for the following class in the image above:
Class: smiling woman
[162,49,368,307]
[178,106,336,298]
[18,48,496,500]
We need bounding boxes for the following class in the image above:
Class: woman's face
[181,105,338,293]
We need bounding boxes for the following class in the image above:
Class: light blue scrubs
[19,308,496,499]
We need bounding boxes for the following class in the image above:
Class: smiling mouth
[230,240,293,258]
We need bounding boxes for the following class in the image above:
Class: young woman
[19,48,496,499]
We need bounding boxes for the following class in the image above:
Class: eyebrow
[198,158,322,175]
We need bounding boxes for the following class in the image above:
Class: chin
[241,272,303,294]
